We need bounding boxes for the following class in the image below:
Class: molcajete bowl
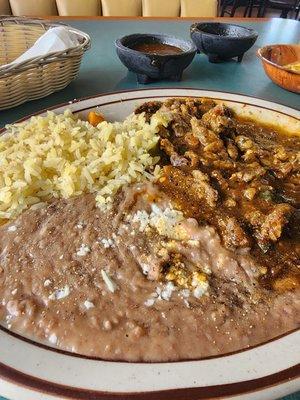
[190,23,258,63]
[115,33,196,84]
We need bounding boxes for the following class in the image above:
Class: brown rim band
[0,361,299,400]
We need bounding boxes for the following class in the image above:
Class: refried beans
[0,98,299,362]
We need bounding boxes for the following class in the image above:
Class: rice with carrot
[0,109,169,222]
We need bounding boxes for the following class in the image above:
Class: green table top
[0,16,299,400]
[0,17,299,129]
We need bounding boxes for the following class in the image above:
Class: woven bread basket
[0,16,91,110]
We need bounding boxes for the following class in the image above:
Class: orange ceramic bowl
[257,44,300,94]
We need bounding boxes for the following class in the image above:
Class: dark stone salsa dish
[115,33,197,83]
[190,22,258,63]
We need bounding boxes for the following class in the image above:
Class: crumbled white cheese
[76,244,91,257]
[193,281,209,299]
[150,204,184,226]
[145,282,176,307]
[132,204,186,239]
[160,281,176,301]
[144,298,155,307]
[132,210,150,232]
[76,222,85,229]
[6,301,19,316]
[101,270,117,293]
[202,265,212,275]
[56,285,70,299]
[44,279,52,287]
[140,263,149,275]
[155,286,162,298]
[103,320,112,330]
[184,299,190,308]
[11,288,18,295]
[59,255,63,260]
[150,204,185,238]
[84,300,95,309]
[48,333,57,344]
[7,225,17,232]
[48,285,70,300]
[180,289,190,298]
[99,238,114,249]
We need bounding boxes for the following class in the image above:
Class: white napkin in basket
[1,26,81,70]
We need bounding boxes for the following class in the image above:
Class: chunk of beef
[158,166,218,211]
[230,162,266,183]
[278,174,300,206]
[245,209,264,228]
[217,216,250,248]
[170,116,191,137]
[270,159,294,179]
[184,132,200,148]
[192,170,218,208]
[134,101,162,122]
[201,104,233,134]
[160,138,189,167]
[170,154,189,167]
[234,135,254,151]
[163,98,216,119]
[160,138,176,157]
[213,159,236,171]
[160,138,200,169]
[242,149,257,163]
[259,204,294,243]
[226,141,239,160]
[184,151,200,169]
[190,117,224,149]
[211,170,229,191]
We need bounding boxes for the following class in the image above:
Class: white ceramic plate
[0,89,299,400]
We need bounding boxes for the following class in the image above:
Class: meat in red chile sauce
[136,98,300,292]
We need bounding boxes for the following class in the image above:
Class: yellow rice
[0,109,169,222]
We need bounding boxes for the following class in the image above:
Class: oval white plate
[0,88,299,400]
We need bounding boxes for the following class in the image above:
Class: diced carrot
[87,111,105,126]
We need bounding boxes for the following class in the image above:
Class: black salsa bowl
[190,22,258,63]
[115,33,197,84]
